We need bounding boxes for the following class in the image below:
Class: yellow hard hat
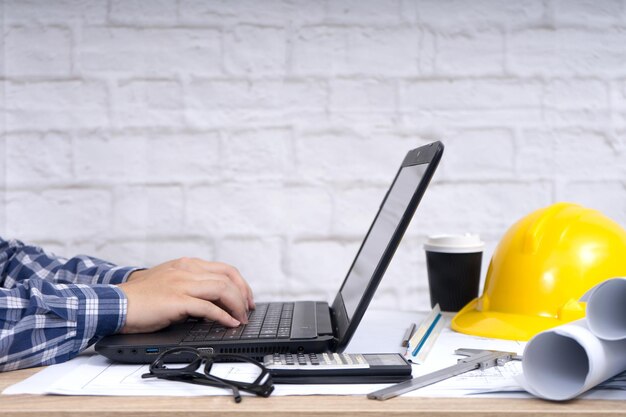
[451,202,626,341]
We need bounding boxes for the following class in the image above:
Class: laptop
[96,141,444,363]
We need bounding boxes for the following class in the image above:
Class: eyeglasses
[141,347,274,402]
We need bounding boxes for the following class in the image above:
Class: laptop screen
[340,162,429,320]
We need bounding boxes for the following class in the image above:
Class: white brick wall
[1,0,625,312]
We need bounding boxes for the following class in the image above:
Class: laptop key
[203,333,224,341]
[191,324,214,332]
[224,328,243,337]
[208,328,226,339]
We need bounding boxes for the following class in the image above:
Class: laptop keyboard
[182,302,294,342]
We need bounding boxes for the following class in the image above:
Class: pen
[401,323,416,347]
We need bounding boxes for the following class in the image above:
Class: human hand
[117,258,255,334]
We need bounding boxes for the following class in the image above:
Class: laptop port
[145,348,160,354]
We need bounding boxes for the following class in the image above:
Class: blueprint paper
[586,278,626,341]
[522,278,626,401]
[522,320,626,401]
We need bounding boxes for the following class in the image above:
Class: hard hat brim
[450,298,572,341]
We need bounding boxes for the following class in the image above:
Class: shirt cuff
[69,284,128,353]
[98,266,144,285]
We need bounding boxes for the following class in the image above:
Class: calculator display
[363,354,409,366]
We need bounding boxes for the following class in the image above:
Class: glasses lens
[204,355,274,397]
[207,361,266,385]
[150,347,201,375]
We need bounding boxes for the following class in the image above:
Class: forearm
[0,278,127,371]
[0,237,140,287]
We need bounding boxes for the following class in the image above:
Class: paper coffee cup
[424,234,484,312]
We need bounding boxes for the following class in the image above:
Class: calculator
[263,352,413,384]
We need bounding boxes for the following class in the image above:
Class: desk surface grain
[1,367,624,417]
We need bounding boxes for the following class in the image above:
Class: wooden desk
[1,366,624,417]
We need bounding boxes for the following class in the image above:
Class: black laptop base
[96,332,336,363]
[96,301,337,363]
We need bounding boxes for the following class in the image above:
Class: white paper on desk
[521,319,626,401]
[2,356,91,395]
[3,310,623,400]
[50,355,267,397]
[1,328,528,398]
[3,353,396,398]
[400,328,527,397]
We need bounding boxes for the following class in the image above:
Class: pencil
[401,323,416,347]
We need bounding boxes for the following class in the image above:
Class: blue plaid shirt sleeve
[0,238,140,371]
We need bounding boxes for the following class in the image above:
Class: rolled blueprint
[586,278,626,341]
[522,319,626,401]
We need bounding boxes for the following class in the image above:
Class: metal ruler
[367,348,522,401]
